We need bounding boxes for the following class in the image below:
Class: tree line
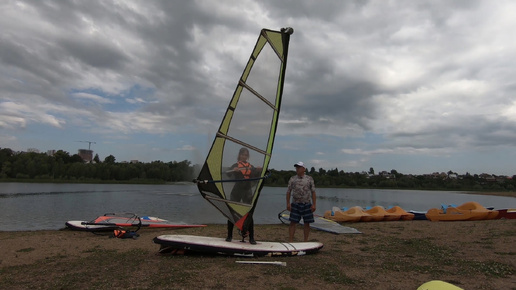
[1,147,515,191]
[266,168,516,192]
[0,148,193,183]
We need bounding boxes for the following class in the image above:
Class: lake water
[1,182,515,231]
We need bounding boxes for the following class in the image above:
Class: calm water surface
[1,182,515,231]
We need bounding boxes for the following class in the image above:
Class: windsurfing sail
[195,27,294,234]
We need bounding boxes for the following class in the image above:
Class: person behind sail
[229,147,262,203]
[226,147,262,244]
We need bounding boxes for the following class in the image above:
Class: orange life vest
[113,229,139,239]
[113,229,126,238]
[237,161,251,179]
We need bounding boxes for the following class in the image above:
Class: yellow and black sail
[196,27,293,233]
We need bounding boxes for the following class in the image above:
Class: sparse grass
[495,251,516,256]
[15,248,34,253]
[478,261,514,277]
[498,229,516,237]
[0,220,515,289]
[319,265,359,284]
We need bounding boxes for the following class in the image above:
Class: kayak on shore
[323,205,415,222]
[425,201,499,222]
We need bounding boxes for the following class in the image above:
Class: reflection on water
[0,183,514,231]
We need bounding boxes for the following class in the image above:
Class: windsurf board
[278,210,361,234]
[65,220,120,231]
[153,234,323,257]
[66,214,206,231]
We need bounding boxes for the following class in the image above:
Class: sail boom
[205,195,253,207]
[196,174,269,184]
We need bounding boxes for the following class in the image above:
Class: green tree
[0,161,12,178]
[0,148,14,163]
[70,154,84,163]
[54,150,71,163]
[104,155,116,164]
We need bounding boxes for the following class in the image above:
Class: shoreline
[464,191,516,198]
[2,179,516,197]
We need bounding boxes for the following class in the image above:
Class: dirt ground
[1,217,515,289]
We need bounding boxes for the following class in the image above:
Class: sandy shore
[1,218,515,289]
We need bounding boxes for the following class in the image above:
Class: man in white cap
[286,161,316,242]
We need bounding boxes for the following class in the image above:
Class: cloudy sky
[2,0,516,175]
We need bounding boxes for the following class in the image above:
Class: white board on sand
[153,234,323,257]
[278,211,362,234]
[65,217,206,232]
[65,220,120,231]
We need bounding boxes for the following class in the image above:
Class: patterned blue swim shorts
[289,203,314,224]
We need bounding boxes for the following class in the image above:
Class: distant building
[78,149,93,163]
[47,150,56,156]
[379,171,395,179]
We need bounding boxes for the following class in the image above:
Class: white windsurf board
[153,234,323,257]
[65,220,120,231]
[66,214,206,231]
[278,211,362,234]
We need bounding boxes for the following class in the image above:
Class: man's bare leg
[289,222,297,242]
[303,223,311,242]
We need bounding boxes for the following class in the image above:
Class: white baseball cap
[294,161,305,168]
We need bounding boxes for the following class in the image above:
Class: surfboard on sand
[153,234,324,257]
[278,210,362,234]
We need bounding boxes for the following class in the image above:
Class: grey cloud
[2,0,516,174]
